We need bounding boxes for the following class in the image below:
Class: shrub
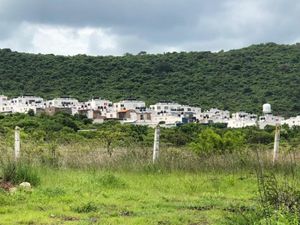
[189,128,246,155]
[258,174,300,216]
[227,173,300,224]
[189,128,223,155]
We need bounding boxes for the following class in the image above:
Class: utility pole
[153,124,160,163]
[273,124,280,165]
[14,126,21,161]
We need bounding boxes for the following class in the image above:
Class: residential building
[282,116,300,128]
[227,112,257,128]
[9,96,44,113]
[113,99,146,111]
[199,108,230,124]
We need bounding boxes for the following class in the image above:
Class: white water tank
[263,103,272,114]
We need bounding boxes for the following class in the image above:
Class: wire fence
[1,128,300,172]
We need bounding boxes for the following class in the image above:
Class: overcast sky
[0,0,299,56]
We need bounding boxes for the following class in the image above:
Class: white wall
[114,100,146,111]
[282,116,300,128]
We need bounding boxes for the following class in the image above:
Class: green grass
[0,168,259,225]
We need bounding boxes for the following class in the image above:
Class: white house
[258,114,284,129]
[227,112,257,128]
[282,116,300,128]
[9,96,44,113]
[150,102,182,112]
[113,99,146,111]
[150,101,201,114]
[150,101,201,125]
[199,108,230,124]
[0,95,12,113]
[0,95,8,104]
[78,98,113,111]
[151,113,182,126]
[46,97,79,108]
[45,97,79,115]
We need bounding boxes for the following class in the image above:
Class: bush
[227,173,300,224]
[1,161,40,186]
[258,174,300,220]
[189,128,223,155]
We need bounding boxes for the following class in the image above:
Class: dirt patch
[187,205,214,211]
[61,216,80,221]
[189,223,210,225]
[0,181,14,191]
[119,210,134,216]
[158,221,171,225]
[223,205,251,213]
[50,214,80,221]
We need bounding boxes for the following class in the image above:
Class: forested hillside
[1,43,300,116]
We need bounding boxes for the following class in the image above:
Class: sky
[0,0,299,56]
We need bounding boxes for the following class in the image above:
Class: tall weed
[1,160,40,186]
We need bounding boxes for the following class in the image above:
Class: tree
[223,130,245,152]
[1,43,300,116]
[97,127,124,157]
[27,109,35,116]
[138,51,147,55]
[189,128,223,155]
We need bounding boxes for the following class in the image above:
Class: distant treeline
[1,113,300,156]
[1,43,300,116]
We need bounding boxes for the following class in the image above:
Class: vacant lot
[0,168,258,225]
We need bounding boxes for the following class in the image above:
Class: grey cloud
[0,0,300,55]
[0,0,207,28]
[0,0,223,41]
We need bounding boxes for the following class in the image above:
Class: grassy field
[0,168,259,225]
[1,142,299,224]
[1,113,300,224]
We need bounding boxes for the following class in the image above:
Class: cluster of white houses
[0,95,299,129]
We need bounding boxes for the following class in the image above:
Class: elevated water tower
[263,103,272,115]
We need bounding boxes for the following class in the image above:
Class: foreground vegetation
[1,113,300,224]
[0,167,259,225]
[1,43,300,116]
[1,150,300,225]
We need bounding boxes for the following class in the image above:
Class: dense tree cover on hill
[1,43,300,116]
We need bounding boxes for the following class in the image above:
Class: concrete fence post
[273,124,280,165]
[14,126,21,161]
[153,124,160,163]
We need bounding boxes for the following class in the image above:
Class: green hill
[0,43,300,116]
